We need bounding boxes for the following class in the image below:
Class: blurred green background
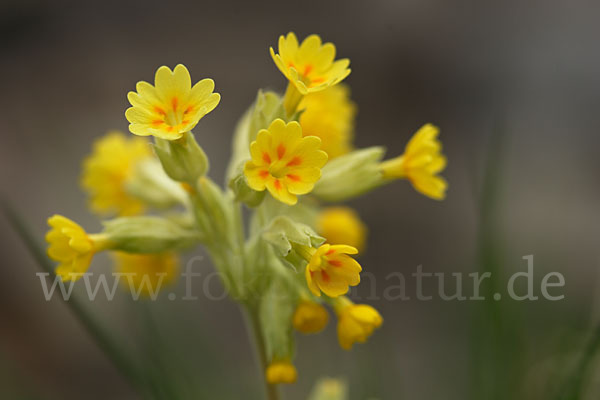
[1,0,599,399]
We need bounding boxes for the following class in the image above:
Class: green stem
[2,200,148,396]
[470,116,519,400]
[555,323,600,400]
[244,306,281,400]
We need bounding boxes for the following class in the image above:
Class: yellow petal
[305,266,321,297]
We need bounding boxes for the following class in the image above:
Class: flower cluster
[45,32,447,394]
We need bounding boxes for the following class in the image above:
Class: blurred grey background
[1,0,599,399]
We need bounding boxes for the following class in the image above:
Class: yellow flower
[270,32,351,95]
[244,119,328,205]
[126,64,221,140]
[298,84,356,159]
[335,297,383,350]
[113,252,179,296]
[310,378,347,398]
[292,300,329,334]
[46,215,111,281]
[266,360,297,384]
[380,123,448,200]
[304,244,361,298]
[81,131,151,216]
[317,207,367,252]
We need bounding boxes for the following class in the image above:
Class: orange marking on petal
[303,64,313,76]
[277,144,286,159]
[274,179,282,190]
[288,62,296,70]
[154,106,166,116]
[259,170,270,179]
[287,174,300,182]
[321,270,330,282]
[328,259,342,267]
[167,126,174,132]
[286,156,301,167]
[171,97,178,110]
[151,119,163,127]
[325,249,336,255]
[262,152,272,164]
[184,106,193,115]
[182,119,189,125]
[309,77,325,87]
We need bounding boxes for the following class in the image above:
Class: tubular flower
[380,123,448,200]
[244,119,328,205]
[335,297,383,350]
[81,131,151,216]
[266,360,298,384]
[302,244,361,298]
[126,64,221,140]
[298,84,356,159]
[46,215,111,281]
[292,300,329,334]
[317,206,367,252]
[114,252,179,296]
[270,32,351,95]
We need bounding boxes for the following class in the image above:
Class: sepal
[154,131,209,183]
[228,166,266,207]
[102,216,200,253]
[125,158,188,208]
[262,216,324,268]
[313,146,386,202]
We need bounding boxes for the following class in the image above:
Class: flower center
[153,97,194,129]
[268,163,287,179]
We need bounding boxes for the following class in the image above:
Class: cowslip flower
[46,215,111,281]
[311,378,347,398]
[114,252,179,296]
[317,206,367,252]
[298,84,356,159]
[244,119,328,205]
[334,297,383,350]
[380,124,448,200]
[302,244,361,298]
[81,131,151,216]
[266,360,297,384]
[292,300,329,334]
[270,33,350,95]
[125,64,220,140]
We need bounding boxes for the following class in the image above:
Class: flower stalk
[244,306,282,400]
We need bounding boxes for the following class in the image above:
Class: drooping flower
[81,131,151,216]
[292,300,329,334]
[309,378,347,398]
[317,206,367,252]
[298,84,356,159]
[335,297,383,350]
[266,360,298,384]
[303,244,361,298]
[380,123,447,200]
[244,119,328,205]
[126,64,221,140]
[46,215,111,281]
